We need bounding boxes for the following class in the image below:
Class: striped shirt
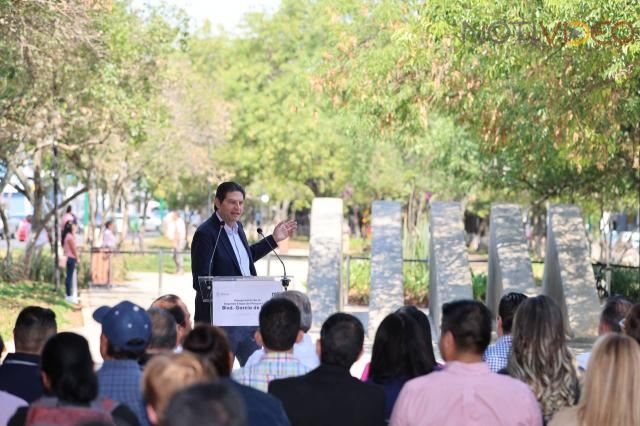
[233,352,309,392]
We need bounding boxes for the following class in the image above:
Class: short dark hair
[14,306,57,353]
[370,312,436,383]
[183,325,232,377]
[624,304,640,346]
[66,205,72,213]
[601,295,633,332]
[498,292,528,334]
[42,332,97,403]
[320,313,364,369]
[164,382,247,426]
[147,308,177,351]
[106,340,146,360]
[152,294,187,327]
[259,298,300,351]
[214,182,245,212]
[441,300,491,355]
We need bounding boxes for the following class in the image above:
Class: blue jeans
[65,257,76,296]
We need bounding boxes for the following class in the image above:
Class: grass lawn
[0,281,83,342]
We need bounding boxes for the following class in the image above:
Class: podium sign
[198,276,285,326]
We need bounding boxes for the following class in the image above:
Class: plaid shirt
[97,359,148,426]
[483,335,512,373]
[233,352,309,392]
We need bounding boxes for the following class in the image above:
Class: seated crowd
[0,290,639,426]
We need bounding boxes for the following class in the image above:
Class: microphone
[208,223,225,276]
[257,227,290,290]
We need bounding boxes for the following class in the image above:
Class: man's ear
[440,330,455,361]
[255,330,264,348]
[146,404,159,426]
[214,197,221,210]
[228,351,235,372]
[41,371,51,392]
[295,330,304,344]
[99,333,108,360]
[315,339,321,358]
[496,316,503,335]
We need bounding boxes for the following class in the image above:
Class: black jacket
[269,364,385,426]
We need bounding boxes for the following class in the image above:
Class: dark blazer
[0,353,43,403]
[269,364,386,426]
[227,379,291,426]
[191,212,276,323]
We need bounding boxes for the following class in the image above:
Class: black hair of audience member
[106,340,146,360]
[182,325,232,377]
[163,382,247,426]
[370,312,436,384]
[259,298,300,351]
[147,308,178,351]
[625,304,640,345]
[441,300,491,355]
[14,306,57,354]
[320,313,364,369]
[498,292,528,334]
[395,305,437,364]
[0,334,4,354]
[600,295,633,333]
[151,295,186,328]
[41,332,98,404]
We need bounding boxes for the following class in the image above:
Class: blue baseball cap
[93,301,151,351]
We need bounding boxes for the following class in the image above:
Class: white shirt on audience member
[0,390,27,425]
[244,333,319,370]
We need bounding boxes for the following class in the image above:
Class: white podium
[197,276,286,326]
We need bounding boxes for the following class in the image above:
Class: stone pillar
[486,204,536,317]
[542,205,599,338]
[307,198,343,330]
[368,201,404,338]
[428,202,473,332]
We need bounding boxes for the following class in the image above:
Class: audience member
[367,311,437,420]
[150,294,192,346]
[94,301,151,426]
[484,292,528,372]
[245,291,319,370]
[164,382,248,426]
[623,303,640,345]
[102,220,117,249]
[390,300,541,426]
[0,335,26,425]
[182,325,291,426]
[61,220,79,304]
[233,298,309,392]
[139,308,177,368]
[142,352,214,425]
[550,333,640,426]
[0,306,57,402]
[507,295,578,422]
[8,332,139,426]
[577,295,632,369]
[269,313,385,426]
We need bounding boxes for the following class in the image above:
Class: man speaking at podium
[191,181,296,365]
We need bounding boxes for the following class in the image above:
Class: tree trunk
[0,207,12,266]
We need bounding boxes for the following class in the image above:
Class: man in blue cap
[94,300,151,426]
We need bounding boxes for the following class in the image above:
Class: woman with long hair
[61,220,79,303]
[8,332,138,425]
[367,310,437,420]
[550,333,640,425]
[507,295,578,422]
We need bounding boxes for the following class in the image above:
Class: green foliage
[472,271,488,302]
[610,266,640,303]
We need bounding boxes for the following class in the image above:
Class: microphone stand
[206,223,225,324]
[257,227,290,290]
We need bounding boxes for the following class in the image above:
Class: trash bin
[90,247,112,287]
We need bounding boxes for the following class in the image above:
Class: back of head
[370,312,435,383]
[182,325,232,377]
[14,306,57,354]
[147,308,177,351]
[259,298,300,351]
[624,304,640,345]
[578,333,640,426]
[600,295,633,333]
[441,300,491,355]
[273,291,312,333]
[498,292,528,334]
[163,382,247,426]
[320,313,364,369]
[508,295,577,421]
[41,332,97,404]
[151,295,187,328]
[143,352,215,424]
[395,305,436,362]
